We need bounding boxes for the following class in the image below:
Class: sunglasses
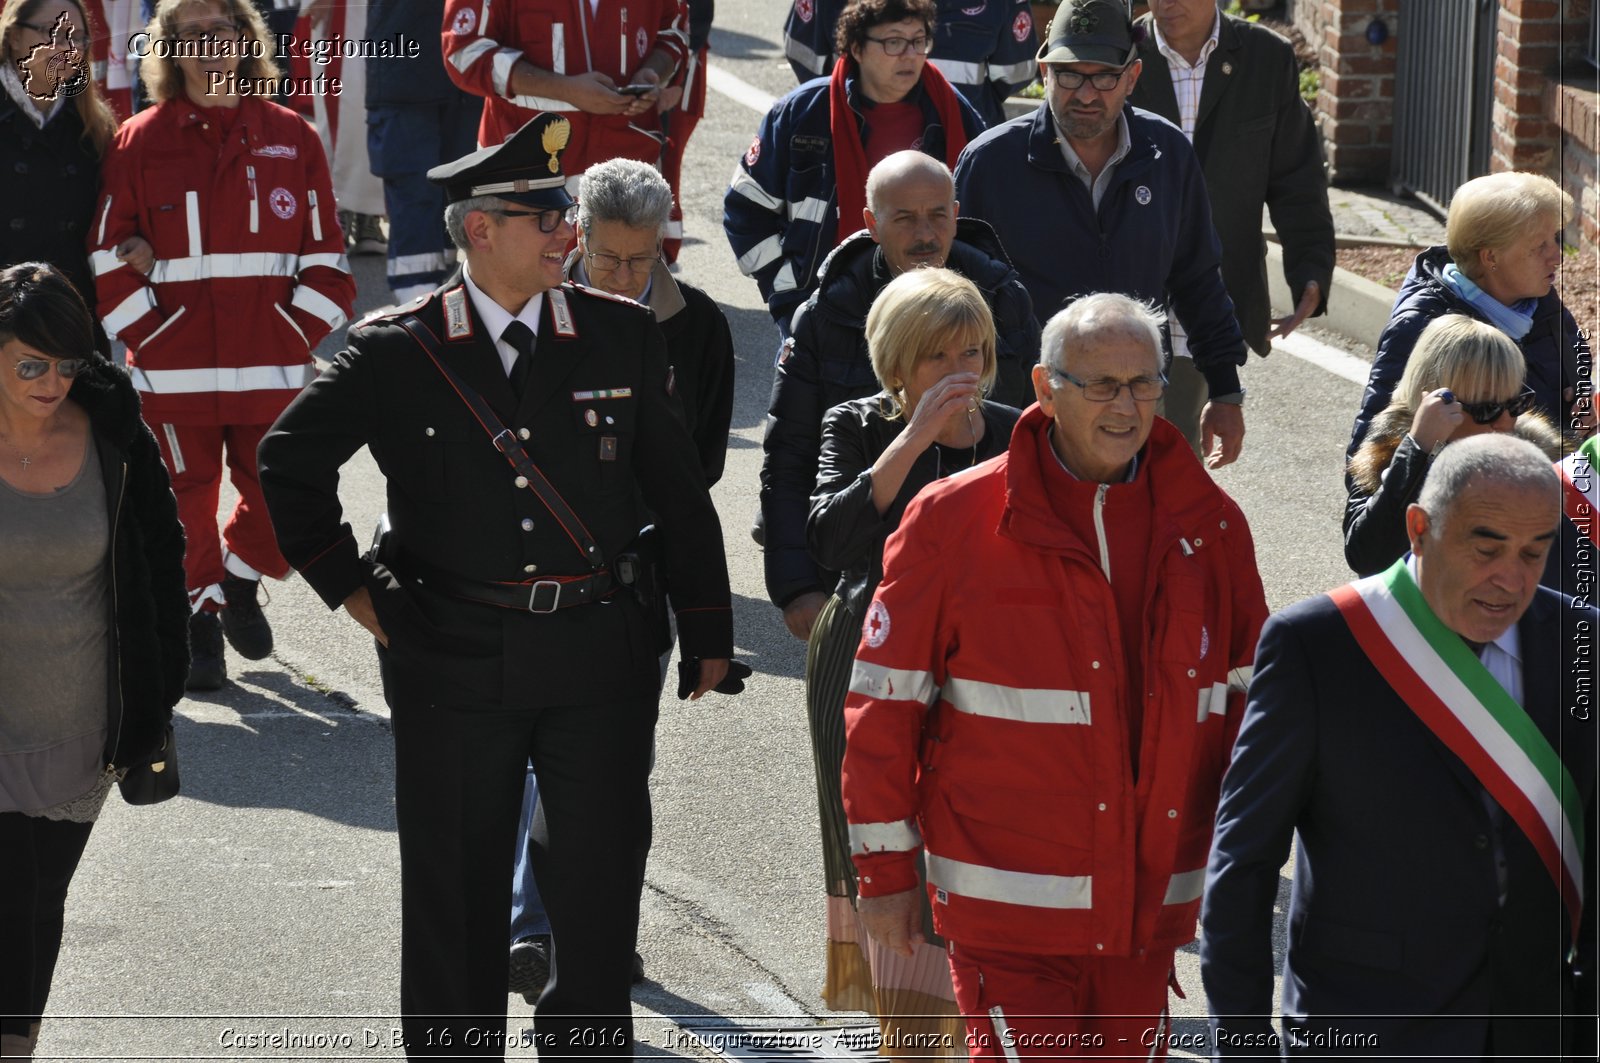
[1458,385,1536,425]
[13,357,88,381]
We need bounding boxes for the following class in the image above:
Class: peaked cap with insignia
[427,113,575,209]
[1037,0,1137,67]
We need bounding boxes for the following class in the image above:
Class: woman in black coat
[0,262,188,1060]
[1347,171,1590,465]
[802,267,1019,1057]
[0,0,143,351]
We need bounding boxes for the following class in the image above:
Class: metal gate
[1390,0,1498,211]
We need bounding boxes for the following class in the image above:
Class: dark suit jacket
[1130,13,1333,357]
[1201,586,1598,1059]
[259,272,733,707]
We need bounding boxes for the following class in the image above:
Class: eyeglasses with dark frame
[1048,366,1166,402]
[585,248,662,275]
[489,203,580,234]
[12,356,89,381]
[863,33,934,57]
[1048,66,1130,92]
[1459,385,1537,425]
[171,20,245,45]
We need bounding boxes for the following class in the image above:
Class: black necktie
[502,320,535,398]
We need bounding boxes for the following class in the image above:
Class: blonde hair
[1,0,118,156]
[139,0,279,104]
[1446,172,1572,282]
[864,267,996,418]
[1394,314,1526,412]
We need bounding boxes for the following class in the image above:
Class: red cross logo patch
[864,600,891,648]
[797,0,814,24]
[269,187,297,220]
[451,7,476,35]
[1012,11,1033,43]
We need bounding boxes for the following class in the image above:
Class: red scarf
[827,56,969,249]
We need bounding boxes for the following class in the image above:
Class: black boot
[220,575,274,660]
[186,610,226,691]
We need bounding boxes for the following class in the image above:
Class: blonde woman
[90,0,354,689]
[805,268,1019,1060]
[1345,313,1561,576]
[1349,171,1590,459]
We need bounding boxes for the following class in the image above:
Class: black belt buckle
[527,579,562,613]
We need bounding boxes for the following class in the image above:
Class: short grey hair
[577,159,673,239]
[444,194,509,251]
[866,151,954,216]
[1416,433,1559,530]
[1040,293,1166,379]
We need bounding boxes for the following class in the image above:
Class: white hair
[1040,293,1165,378]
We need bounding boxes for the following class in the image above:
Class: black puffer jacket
[1347,246,1587,465]
[69,360,190,768]
[760,217,1039,608]
[808,394,1018,616]
[1343,403,1563,578]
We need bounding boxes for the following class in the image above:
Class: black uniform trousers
[380,646,656,1061]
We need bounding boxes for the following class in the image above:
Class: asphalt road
[43,3,1363,1059]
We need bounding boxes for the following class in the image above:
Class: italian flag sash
[1330,560,1585,943]
[1559,435,1600,545]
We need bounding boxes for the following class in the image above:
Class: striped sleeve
[91,131,165,349]
[441,0,520,101]
[840,489,951,898]
[648,0,691,74]
[283,122,355,350]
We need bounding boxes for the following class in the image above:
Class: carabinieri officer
[258,114,733,1061]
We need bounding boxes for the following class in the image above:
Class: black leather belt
[398,557,614,613]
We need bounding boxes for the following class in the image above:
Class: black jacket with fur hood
[1343,403,1563,578]
[67,359,190,768]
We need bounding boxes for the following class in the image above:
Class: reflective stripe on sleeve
[848,818,922,855]
[991,58,1036,84]
[1196,681,1227,723]
[784,36,829,77]
[771,261,798,293]
[735,234,782,276]
[929,58,985,85]
[727,168,784,212]
[489,44,519,95]
[1228,666,1254,693]
[103,287,159,339]
[1163,868,1206,906]
[275,303,309,347]
[790,196,830,223]
[848,660,937,705]
[129,364,316,394]
[290,284,348,330]
[942,677,1092,726]
[91,248,126,276]
[450,35,497,74]
[298,251,351,273]
[927,852,1092,909]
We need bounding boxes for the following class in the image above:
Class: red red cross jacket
[841,408,1270,957]
[441,0,689,160]
[91,96,355,427]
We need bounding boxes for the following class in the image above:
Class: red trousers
[949,942,1178,1060]
[151,421,290,596]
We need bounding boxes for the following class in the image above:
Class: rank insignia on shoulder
[548,289,578,338]
[444,286,473,340]
[568,281,646,310]
[354,291,432,329]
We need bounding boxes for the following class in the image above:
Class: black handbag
[118,723,179,805]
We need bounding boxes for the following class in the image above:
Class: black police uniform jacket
[258,273,733,707]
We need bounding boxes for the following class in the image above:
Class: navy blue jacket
[954,102,1247,397]
[1347,245,1588,463]
[782,0,1038,128]
[1201,586,1597,1059]
[723,73,984,330]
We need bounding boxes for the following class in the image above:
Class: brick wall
[1490,0,1587,172]
[1291,0,1400,183]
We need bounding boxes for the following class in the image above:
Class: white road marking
[707,63,776,115]
[1272,330,1373,386]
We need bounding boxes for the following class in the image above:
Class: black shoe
[631,951,645,985]
[186,610,226,691]
[508,935,552,1003]
[220,575,274,660]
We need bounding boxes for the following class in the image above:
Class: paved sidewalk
[1327,185,1445,246]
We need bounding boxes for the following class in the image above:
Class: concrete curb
[1265,240,1399,353]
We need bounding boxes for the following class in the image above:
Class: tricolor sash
[1559,436,1600,546]
[1330,560,1585,943]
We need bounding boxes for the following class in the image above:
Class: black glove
[677,658,753,700]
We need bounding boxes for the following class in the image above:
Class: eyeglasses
[585,249,660,275]
[1459,385,1537,425]
[18,18,76,38]
[863,34,933,57]
[13,357,88,381]
[1048,66,1129,92]
[172,21,244,45]
[490,204,579,234]
[1049,367,1166,402]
